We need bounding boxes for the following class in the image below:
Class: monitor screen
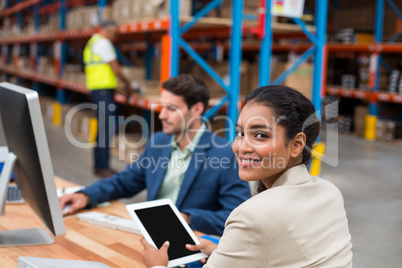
[0,82,65,245]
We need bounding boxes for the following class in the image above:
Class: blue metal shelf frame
[33,2,40,93]
[371,0,402,117]
[98,0,108,23]
[169,0,244,142]
[16,0,23,85]
[57,0,67,104]
[259,0,329,119]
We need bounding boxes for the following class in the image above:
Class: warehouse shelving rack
[1,0,328,141]
[323,0,402,140]
[258,0,328,117]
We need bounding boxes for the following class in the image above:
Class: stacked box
[221,0,259,19]
[16,56,31,70]
[121,66,146,82]
[37,57,55,77]
[358,56,370,91]
[354,106,369,136]
[119,66,147,93]
[112,0,191,23]
[388,70,400,93]
[41,15,59,33]
[341,74,356,89]
[376,120,398,141]
[142,80,160,96]
[157,0,192,18]
[282,62,312,99]
[64,64,85,84]
[338,116,352,133]
[23,17,36,35]
[66,7,97,30]
[112,0,155,23]
[206,0,259,19]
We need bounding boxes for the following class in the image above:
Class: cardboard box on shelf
[288,63,311,98]
[355,33,374,44]
[112,0,154,22]
[206,0,259,18]
[157,0,192,18]
[376,120,398,141]
[102,6,113,20]
[121,66,146,81]
[118,0,136,23]
[81,6,98,29]
[131,0,142,20]
[64,64,84,82]
[273,62,312,100]
[66,7,95,30]
[141,0,159,19]
[142,80,161,96]
[354,105,369,136]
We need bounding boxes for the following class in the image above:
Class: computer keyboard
[18,256,112,268]
[6,185,24,203]
[76,211,141,234]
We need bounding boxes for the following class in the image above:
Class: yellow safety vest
[83,34,118,90]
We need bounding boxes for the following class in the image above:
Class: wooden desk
[0,178,145,267]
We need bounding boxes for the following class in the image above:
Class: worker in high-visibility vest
[83,20,132,178]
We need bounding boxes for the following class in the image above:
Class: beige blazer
[204,165,352,268]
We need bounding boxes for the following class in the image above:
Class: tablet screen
[135,204,201,260]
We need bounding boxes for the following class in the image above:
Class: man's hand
[181,212,191,224]
[140,237,169,268]
[185,238,218,264]
[59,193,89,215]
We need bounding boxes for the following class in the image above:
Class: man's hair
[162,74,210,114]
[100,20,117,29]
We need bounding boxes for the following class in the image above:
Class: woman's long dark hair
[244,85,320,193]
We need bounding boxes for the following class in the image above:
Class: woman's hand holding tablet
[126,199,209,268]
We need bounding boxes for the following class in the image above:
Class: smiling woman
[142,85,353,268]
[233,85,321,191]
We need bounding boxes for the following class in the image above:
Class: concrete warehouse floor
[45,120,402,268]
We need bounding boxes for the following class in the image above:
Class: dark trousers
[90,89,116,171]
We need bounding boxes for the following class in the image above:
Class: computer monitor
[0,82,65,246]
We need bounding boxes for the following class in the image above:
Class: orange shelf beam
[0,65,166,111]
[0,0,42,18]
[326,86,402,104]
[327,43,372,52]
[376,44,402,53]
[118,19,170,34]
[327,43,402,53]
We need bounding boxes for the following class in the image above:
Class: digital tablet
[126,199,208,267]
